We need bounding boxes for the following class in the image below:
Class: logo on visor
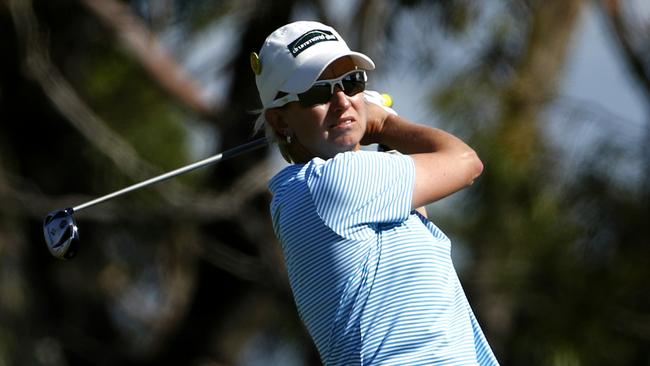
[287,29,338,57]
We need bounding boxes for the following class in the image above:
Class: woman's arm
[363,103,483,209]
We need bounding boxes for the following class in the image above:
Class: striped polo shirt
[268,150,498,365]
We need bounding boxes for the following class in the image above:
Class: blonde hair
[253,110,294,164]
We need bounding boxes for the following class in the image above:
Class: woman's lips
[329,118,355,130]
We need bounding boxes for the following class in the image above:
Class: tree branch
[79,0,218,118]
[7,0,196,207]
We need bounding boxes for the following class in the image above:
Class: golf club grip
[72,137,268,212]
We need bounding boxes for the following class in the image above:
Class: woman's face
[270,57,368,161]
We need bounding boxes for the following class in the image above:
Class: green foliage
[67,44,199,199]
[82,48,189,171]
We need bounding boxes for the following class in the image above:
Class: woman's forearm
[368,113,472,156]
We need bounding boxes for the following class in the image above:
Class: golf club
[43,137,268,260]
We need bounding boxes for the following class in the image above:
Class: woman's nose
[330,86,351,110]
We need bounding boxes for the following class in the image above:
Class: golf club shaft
[72,138,268,212]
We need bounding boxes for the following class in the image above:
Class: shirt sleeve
[307,151,415,240]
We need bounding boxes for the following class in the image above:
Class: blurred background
[1,0,649,365]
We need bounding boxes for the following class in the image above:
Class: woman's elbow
[463,149,483,183]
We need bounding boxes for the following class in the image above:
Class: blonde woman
[252,21,498,365]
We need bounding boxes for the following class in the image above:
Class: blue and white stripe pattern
[269,151,498,365]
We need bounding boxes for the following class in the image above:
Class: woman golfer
[252,21,499,365]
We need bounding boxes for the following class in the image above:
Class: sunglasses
[273,70,367,108]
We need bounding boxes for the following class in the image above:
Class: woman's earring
[286,135,292,144]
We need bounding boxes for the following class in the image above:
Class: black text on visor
[275,70,367,107]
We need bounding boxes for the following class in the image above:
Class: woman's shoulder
[268,164,303,192]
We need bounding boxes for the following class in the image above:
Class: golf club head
[43,208,79,260]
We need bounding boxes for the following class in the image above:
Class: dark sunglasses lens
[298,85,332,107]
[341,71,366,96]
[342,80,365,95]
[297,71,367,107]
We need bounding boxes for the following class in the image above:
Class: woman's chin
[332,138,361,152]
[329,132,363,150]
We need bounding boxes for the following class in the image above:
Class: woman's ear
[265,108,289,137]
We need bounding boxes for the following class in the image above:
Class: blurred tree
[431,0,650,364]
[432,0,590,362]
[1,0,649,365]
[1,0,301,364]
[601,0,650,189]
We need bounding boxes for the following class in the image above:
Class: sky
[561,3,647,125]
[549,3,648,190]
